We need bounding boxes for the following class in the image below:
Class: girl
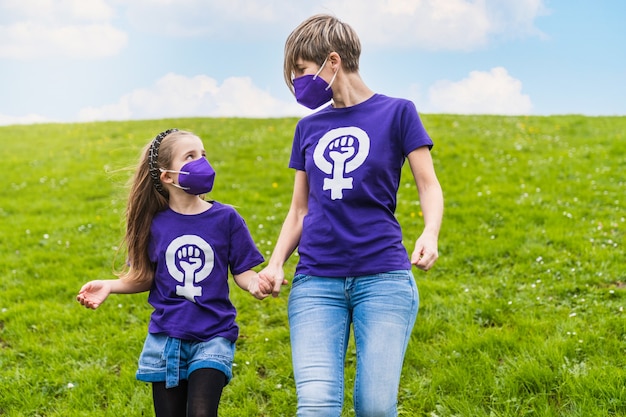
[260,14,444,417]
[77,129,270,417]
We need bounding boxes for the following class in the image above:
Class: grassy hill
[0,114,624,416]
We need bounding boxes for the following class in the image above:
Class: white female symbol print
[165,235,215,303]
[313,127,370,200]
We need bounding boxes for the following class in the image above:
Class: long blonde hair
[118,130,195,284]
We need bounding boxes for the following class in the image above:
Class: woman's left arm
[407,146,444,271]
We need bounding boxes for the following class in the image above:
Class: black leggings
[152,368,227,417]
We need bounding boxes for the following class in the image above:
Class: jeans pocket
[197,337,235,361]
[290,274,311,289]
[138,333,169,366]
[375,269,412,281]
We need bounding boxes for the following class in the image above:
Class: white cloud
[0,0,127,59]
[425,67,532,115]
[0,0,547,58]
[331,0,492,50]
[0,113,55,126]
[330,0,548,50]
[0,22,127,59]
[484,0,548,39]
[119,0,547,50]
[122,0,284,37]
[77,73,308,122]
[1,0,115,22]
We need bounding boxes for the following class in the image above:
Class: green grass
[0,114,624,416]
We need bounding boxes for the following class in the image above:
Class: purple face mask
[293,57,337,109]
[162,157,216,195]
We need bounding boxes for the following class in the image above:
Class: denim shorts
[136,333,235,388]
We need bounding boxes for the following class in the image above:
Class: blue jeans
[288,270,419,417]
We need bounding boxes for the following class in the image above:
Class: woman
[260,14,444,417]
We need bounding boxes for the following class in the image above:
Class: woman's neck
[331,72,374,108]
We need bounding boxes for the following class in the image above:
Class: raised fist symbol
[177,245,203,277]
[165,235,215,303]
[328,136,356,164]
[323,136,356,200]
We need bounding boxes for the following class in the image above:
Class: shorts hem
[136,360,233,385]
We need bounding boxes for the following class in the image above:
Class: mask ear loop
[312,55,338,91]
[325,68,338,91]
[148,128,179,197]
[159,167,191,191]
[312,56,330,80]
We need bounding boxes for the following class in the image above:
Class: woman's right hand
[76,280,112,309]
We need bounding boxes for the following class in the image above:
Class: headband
[148,128,179,197]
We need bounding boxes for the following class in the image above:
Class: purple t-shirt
[146,202,264,342]
[289,94,433,277]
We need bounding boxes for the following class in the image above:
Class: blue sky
[1,0,624,126]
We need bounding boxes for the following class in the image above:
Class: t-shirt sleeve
[289,122,305,171]
[401,100,433,156]
[228,210,265,275]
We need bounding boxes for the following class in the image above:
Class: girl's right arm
[259,170,309,297]
[77,277,153,310]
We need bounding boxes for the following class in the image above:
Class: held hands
[259,265,289,298]
[247,273,274,300]
[76,280,112,309]
[411,233,439,271]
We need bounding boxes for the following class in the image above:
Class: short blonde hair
[283,14,361,93]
